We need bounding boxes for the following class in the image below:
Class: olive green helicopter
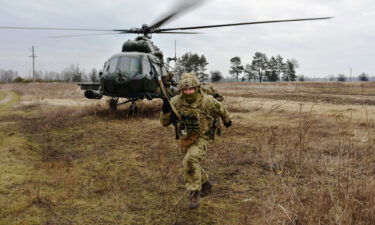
[0,0,332,111]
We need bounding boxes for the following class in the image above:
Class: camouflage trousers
[181,137,209,192]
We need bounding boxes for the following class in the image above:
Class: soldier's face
[182,87,196,95]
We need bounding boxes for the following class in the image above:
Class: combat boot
[200,181,212,198]
[188,190,200,209]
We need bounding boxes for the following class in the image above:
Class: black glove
[162,98,171,114]
[223,120,232,128]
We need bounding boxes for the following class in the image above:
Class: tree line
[174,52,374,83]
[174,52,226,83]
[0,65,100,83]
[326,73,371,82]
[1,52,374,83]
[175,52,209,82]
[174,52,298,83]
[229,52,299,82]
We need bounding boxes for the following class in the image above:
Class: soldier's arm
[209,97,231,124]
[218,102,231,125]
[211,86,224,102]
[160,112,172,127]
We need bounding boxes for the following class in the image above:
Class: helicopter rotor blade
[49,32,124,38]
[157,31,200,34]
[159,17,333,32]
[149,0,206,29]
[0,26,115,32]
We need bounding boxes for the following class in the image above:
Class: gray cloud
[0,0,374,78]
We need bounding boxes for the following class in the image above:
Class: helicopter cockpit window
[103,62,109,75]
[118,56,142,73]
[102,62,107,74]
[142,57,152,75]
[106,57,119,74]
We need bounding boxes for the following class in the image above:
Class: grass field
[0,92,5,101]
[0,82,374,225]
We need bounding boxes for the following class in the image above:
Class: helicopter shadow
[85,101,162,121]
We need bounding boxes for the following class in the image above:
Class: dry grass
[0,82,374,224]
[0,91,6,101]
[217,82,375,105]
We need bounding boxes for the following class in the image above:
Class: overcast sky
[0,0,374,78]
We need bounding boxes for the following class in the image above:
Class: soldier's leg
[200,167,208,185]
[182,138,208,192]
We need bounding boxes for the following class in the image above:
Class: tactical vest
[174,94,216,147]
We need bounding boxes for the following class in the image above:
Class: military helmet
[179,73,200,90]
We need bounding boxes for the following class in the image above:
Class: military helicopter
[0,0,332,111]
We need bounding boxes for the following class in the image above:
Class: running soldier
[160,73,232,209]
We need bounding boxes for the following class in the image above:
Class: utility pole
[29,46,37,82]
[350,68,352,82]
[166,39,177,67]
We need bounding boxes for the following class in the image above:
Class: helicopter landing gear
[114,98,139,115]
[129,101,137,114]
[109,98,118,111]
[127,99,140,115]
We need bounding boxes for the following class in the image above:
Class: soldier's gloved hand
[162,98,171,114]
[223,120,232,128]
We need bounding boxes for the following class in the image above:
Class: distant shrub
[210,70,223,82]
[358,73,369,82]
[337,74,346,82]
[13,77,30,83]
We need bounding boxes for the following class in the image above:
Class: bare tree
[90,68,99,82]
[43,71,60,81]
[0,69,18,83]
[61,64,84,82]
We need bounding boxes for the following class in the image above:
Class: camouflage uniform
[201,82,225,136]
[160,73,231,205]
[201,83,224,102]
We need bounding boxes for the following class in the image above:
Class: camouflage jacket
[201,84,224,102]
[174,83,224,102]
[160,93,231,145]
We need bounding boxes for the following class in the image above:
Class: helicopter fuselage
[100,52,162,99]
[79,36,173,102]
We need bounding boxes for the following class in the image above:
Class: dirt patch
[0,92,12,105]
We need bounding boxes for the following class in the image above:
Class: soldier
[160,73,232,209]
[200,81,225,137]
[201,82,224,102]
